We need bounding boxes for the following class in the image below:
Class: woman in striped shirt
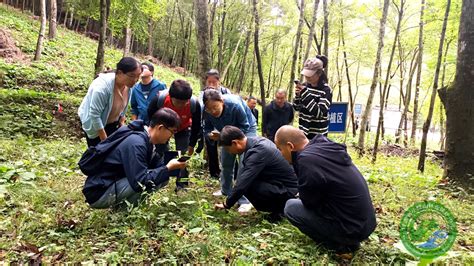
[293,56,333,138]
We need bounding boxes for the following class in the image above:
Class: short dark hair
[141,61,155,72]
[203,89,223,105]
[149,107,181,129]
[169,80,193,100]
[206,69,220,80]
[219,126,245,146]
[116,57,140,74]
[247,96,257,102]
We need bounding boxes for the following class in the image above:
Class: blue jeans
[90,177,168,209]
[284,199,361,252]
[219,131,257,205]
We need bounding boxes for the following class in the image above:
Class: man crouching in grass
[82,108,187,208]
[214,125,298,221]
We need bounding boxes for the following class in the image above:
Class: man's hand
[187,146,194,156]
[166,159,187,171]
[208,132,220,141]
[131,114,138,121]
[214,202,226,210]
[119,116,127,126]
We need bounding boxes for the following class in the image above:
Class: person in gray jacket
[214,126,298,220]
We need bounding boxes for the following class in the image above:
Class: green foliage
[0,138,472,264]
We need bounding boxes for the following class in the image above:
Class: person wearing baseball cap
[293,55,333,138]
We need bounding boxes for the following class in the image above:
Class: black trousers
[244,181,297,214]
[84,121,120,147]
[205,137,221,178]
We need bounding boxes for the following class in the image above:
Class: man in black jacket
[214,126,298,217]
[262,89,294,142]
[274,125,376,253]
[82,108,187,209]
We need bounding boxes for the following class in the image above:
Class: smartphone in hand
[177,156,191,162]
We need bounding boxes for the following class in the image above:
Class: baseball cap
[300,57,324,77]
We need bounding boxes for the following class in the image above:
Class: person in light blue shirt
[78,57,142,147]
[130,61,167,124]
[202,89,257,214]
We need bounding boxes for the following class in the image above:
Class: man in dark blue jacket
[214,126,298,219]
[82,108,187,208]
[275,126,376,253]
[130,62,167,124]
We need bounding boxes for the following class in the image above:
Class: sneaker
[212,190,223,196]
[237,203,253,214]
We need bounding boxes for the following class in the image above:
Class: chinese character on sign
[337,113,343,123]
[330,113,337,123]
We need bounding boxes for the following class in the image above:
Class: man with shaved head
[262,89,294,142]
[275,126,376,254]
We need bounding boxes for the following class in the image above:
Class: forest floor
[0,4,473,264]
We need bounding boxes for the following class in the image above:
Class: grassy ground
[0,3,473,264]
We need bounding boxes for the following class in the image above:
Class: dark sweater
[293,82,332,138]
[226,137,298,208]
[294,135,376,239]
[262,101,294,141]
[82,121,169,204]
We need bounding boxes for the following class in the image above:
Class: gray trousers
[90,177,168,209]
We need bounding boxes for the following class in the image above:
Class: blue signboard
[328,102,348,133]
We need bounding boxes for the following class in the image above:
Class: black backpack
[78,121,148,176]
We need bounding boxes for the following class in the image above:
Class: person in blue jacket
[78,57,142,147]
[82,108,187,209]
[130,61,167,124]
[202,89,257,214]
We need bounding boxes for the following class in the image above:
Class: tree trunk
[439,38,451,150]
[209,0,217,58]
[164,1,177,63]
[252,0,265,107]
[418,0,450,172]
[184,1,194,70]
[357,0,390,155]
[372,0,405,163]
[48,0,56,38]
[68,7,74,28]
[287,0,305,99]
[34,0,46,61]
[94,0,109,76]
[322,0,329,58]
[301,0,320,81]
[217,0,226,72]
[194,0,211,88]
[439,0,474,190]
[411,0,425,146]
[341,16,356,137]
[236,26,252,93]
[123,11,132,57]
[221,30,244,81]
[396,48,418,145]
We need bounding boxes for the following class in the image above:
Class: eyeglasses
[163,125,177,134]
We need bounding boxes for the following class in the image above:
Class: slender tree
[418,0,450,172]
[372,0,405,163]
[252,0,265,107]
[94,0,109,76]
[411,0,425,145]
[357,0,390,155]
[288,0,305,99]
[34,0,46,61]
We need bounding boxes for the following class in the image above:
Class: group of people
[77,55,376,254]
